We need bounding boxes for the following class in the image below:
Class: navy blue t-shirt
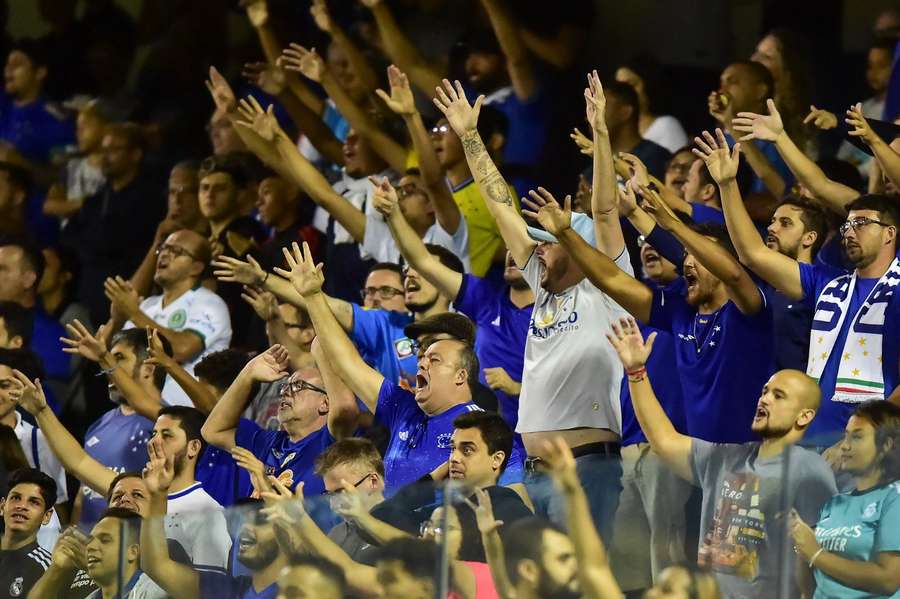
[235,418,334,496]
[198,572,276,599]
[649,286,774,443]
[79,407,154,526]
[0,94,74,162]
[764,284,812,372]
[31,307,69,380]
[690,203,726,225]
[376,380,482,493]
[620,282,687,446]
[351,304,417,388]
[800,262,900,442]
[454,274,532,428]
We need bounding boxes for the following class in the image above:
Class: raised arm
[27,529,84,599]
[583,71,626,259]
[434,79,536,267]
[276,242,384,412]
[544,438,621,599]
[281,44,408,173]
[694,128,804,300]
[377,65,462,233]
[310,0,379,93]
[235,95,367,242]
[607,318,693,481]
[12,371,115,495]
[479,0,536,100]
[363,0,445,95]
[732,100,858,214]
[140,439,201,599]
[145,328,218,414]
[846,102,900,193]
[201,345,290,451]
[466,488,515,599]
[521,191,654,322]
[311,338,359,440]
[372,177,463,299]
[638,181,764,315]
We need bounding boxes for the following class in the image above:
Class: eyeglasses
[431,124,450,136]
[839,216,893,237]
[360,286,404,301]
[325,473,373,497]
[419,520,460,537]
[156,243,198,260]
[278,379,327,397]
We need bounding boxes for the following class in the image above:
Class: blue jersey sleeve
[351,304,386,354]
[375,379,415,432]
[235,418,274,457]
[455,274,496,324]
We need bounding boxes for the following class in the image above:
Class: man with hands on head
[278,241,484,493]
[202,343,358,497]
[696,127,900,444]
[607,316,835,599]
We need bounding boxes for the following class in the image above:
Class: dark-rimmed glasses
[278,379,327,396]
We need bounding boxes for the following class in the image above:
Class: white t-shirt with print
[164,482,232,572]
[517,248,633,435]
[125,287,231,407]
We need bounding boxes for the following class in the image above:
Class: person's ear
[700,183,717,202]
[8,334,23,349]
[35,66,47,84]
[518,559,539,585]
[796,408,816,429]
[127,543,140,564]
[317,396,330,416]
[491,451,505,471]
[455,368,468,387]
[189,259,205,279]
[801,230,818,250]
[41,506,54,526]
[139,361,155,382]
[187,438,202,460]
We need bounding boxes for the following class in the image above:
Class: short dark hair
[173,159,201,175]
[404,312,476,346]
[6,467,57,510]
[689,223,738,260]
[501,517,568,585]
[105,122,145,152]
[846,194,900,228]
[98,506,142,544]
[0,162,32,195]
[453,411,513,471]
[777,196,831,257]
[376,538,438,581]
[156,406,207,454]
[314,438,384,477]
[194,349,249,393]
[105,471,144,502]
[851,401,900,484]
[456,343,481,390]
[0,302,33,345]
[9,38,50,70]
[369,262,403,278]
[619,54,666,114]
[0,348,43,380]
[422,244,465,275]
[289,555,348,594]
[730,60,775,99]
[604,80,640,125]
[109,328,172,390]
[0,235,46,283]
[200,154,251,189]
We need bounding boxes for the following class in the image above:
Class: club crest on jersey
[280,452,297,468]
[168,309,187,329]
[9,577,23,597]
[437,433,452,448]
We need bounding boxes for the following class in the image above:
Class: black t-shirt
[214,216,268,350]
[0,541,53,599]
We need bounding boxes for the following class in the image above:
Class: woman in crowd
[645,564,722,599]
[791,401,900,598]
[615,55,689,154]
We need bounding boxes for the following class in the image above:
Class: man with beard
[141,439,284,599]
[104,229,232,408]
[699,130,900,446]
[0,469,56,599]
[607,317,836,598]
[498,518,583,599]
[13,370,232,572]
[281,242,484,492]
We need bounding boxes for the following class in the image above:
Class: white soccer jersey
[164,483,232,572]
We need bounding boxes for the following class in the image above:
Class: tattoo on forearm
[461,131,512,206]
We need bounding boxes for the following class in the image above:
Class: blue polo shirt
[351,304,416,388]
[235,419,334,496]
[199,573,276,599]
[649,285,774,443]
[79,407,154,526]
[0,94,74,162]
[454,274,531,428]
[799,262,900,443]
[376,380,483,493]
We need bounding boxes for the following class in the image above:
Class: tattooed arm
[433,79,536,267]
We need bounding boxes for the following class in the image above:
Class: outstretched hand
[370,176,400,218]
[375,65,416,116]
[570,127,593,156]
[244,344,291,383]
[804,105,837,130]
[239,0,269,27]
[205,66,237,114]
[634,182,681,230]
[280,44,325,83]
[846,102,879,146]
[242,286,280,322]
[433,79,484,137]
[104,276,141,320]
[274,241,325,298]
[143,436,175,495]
[731,98,784,143]
[235,95,284,143]
[330,478,368,522]
[584,70,607,133]
[692,128,741,184]
[520,188,573,237]
[143,328,175,369]
[10,370,48,415]
[212,254,266,286]
[309,0,333,32]
[607,317,656,371]
[231,447,273,497]
[60,320,108,364]
[463,487,503,534]
[242,61,287,97]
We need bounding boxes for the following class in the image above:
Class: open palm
[732,99,783,142]
[607,317,656,371]
[281,44,324,83]
[274,242,324,298]
[212,255,265,286]
[375,65,415,116]
[520,188,572,236]
[433,79,483,136]
[692,129,741,184]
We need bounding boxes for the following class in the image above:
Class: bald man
[108,229,232,407]
[607,318,836,599]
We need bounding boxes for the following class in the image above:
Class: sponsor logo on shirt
[168,309,187,329]
[530,294,579,339]
[9,577,23,597]
[863,502,878,518]
[395,337,414,359]
[398,430,409,441]
[86,436,100,448]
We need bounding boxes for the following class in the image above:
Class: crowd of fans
[3,1,900,598]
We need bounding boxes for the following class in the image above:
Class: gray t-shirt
[691,440,837,599]
[517,248,632,434]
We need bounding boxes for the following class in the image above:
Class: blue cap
[526,212,597,246]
